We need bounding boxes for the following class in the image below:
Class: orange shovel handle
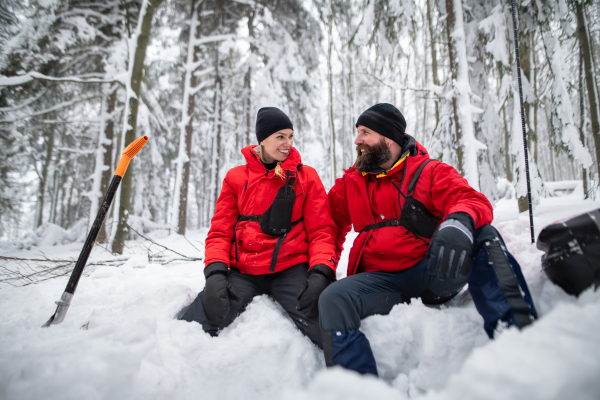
[114,136,149,177]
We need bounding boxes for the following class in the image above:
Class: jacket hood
[241,145,303,176]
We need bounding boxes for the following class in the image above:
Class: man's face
[354,125,392,172]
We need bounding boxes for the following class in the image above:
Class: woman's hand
[297,264,336,319]
[202,262,240,322]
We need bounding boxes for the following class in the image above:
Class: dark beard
[355,139,392,173]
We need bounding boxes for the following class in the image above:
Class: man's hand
[202,262,240,322]
[297,264,336,319]
[427,213,475,280]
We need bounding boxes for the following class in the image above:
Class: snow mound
[1,198,599,400]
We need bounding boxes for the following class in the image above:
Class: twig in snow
[125,223,203,261]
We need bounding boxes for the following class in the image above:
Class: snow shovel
[42,135,149,328]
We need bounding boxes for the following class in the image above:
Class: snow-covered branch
[0,72,125,87]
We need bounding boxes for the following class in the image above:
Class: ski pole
[509,0,535,244]
[42,135,149,328]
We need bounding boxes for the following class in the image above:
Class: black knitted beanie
[355,103,406,145]
[255,107,293,143]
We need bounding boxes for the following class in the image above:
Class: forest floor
[1,193,600,400]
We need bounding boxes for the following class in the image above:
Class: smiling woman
[259,129,293,163]
[179,106,337,351]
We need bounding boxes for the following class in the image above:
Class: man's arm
[429,163,494,228]
[328,176,353,266]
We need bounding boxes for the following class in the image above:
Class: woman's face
[260,129,294,163]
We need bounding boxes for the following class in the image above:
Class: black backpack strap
[270,233,287,272]
[407,159,435,194]
[361,219,402,232]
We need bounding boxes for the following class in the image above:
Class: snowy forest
[1,0,600,250]
[2,1,600,399]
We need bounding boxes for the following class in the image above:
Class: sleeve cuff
[204,262,228,279]
[308,264,336,282]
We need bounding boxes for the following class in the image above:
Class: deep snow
[1,193,600,400]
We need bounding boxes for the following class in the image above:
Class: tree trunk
[35,124,55,228]
[427,0,439,129]
[171,0,202,235]
[580,42,589,199]
[244,8,256,148]
[211,45,223,212]
[112,0,165,254]
[97,86,117,243]
[520,30,533,149]
[444,0,478,189]
[502,104,513,182]
[577,1,600,183]
[49,150,62,224]
[327,2,337,182]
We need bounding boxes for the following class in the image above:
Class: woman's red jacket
[328,138,494,276]
[204,145,337,275]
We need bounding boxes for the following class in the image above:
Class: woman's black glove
[202,262,240,322]
[297,264,336,319]
[427,213,475,280]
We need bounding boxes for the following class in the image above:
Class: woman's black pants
[180,263,322,348]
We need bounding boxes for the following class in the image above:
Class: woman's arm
[328,177,352,266]
[204,169,240,267]
[301,167,337,272]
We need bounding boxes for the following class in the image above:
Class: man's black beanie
[255,107,293,143]
[355,103,406,145]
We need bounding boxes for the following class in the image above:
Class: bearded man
[318,103,538,376]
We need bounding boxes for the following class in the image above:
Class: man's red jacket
[328,136,493,276]
[205,145,336,275]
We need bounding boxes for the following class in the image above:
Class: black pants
[318,225,537,375]
[180,263,322,347]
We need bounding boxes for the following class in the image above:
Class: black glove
[427,213,475,280]
[202,262,240,322]
[297,264,336,319]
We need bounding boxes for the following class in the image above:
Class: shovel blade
[42,292,73,328]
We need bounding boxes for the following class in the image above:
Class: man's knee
[318,281,354,314]
[318,281,362,331]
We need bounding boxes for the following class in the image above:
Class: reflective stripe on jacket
[328,137,493,276]
[205,145,336,275]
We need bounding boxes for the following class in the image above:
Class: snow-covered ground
[1,194,600,400]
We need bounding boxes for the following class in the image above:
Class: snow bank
[1,198,599,400]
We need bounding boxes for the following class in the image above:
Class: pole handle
[115,135,149,177]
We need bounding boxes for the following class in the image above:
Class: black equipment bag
[537,208,600,296]
[259,174,296,236]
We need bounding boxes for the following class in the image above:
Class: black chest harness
[361,159,442,239]
[234,170,301,272]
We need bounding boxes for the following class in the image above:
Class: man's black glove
[427,213,475,280]
[202,262,240,322]
[297,264,336,319]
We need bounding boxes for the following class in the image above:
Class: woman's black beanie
[255,107,293,143]
[355,103,406,145]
